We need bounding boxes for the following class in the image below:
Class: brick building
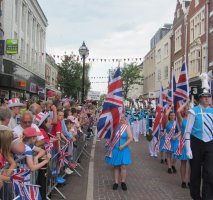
[208,0,213,70]
[171,0,190,81]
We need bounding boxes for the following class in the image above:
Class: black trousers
[190,136,213,200]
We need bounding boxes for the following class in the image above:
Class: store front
[0,59,45,100]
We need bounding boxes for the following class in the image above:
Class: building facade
[187,0,208,87]
[143,49,156,97]
[0,0,47,99]
[155,30,172,91]
[209,0,213,70]
[45,53,60,95]
[171,0,190,82]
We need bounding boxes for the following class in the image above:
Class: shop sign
[17,81,27,87]
[30,83,37,93]
[0,40,5,55]
[6,39,18,54]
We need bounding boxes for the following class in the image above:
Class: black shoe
[172,165,177,173]
[181,182,187,188]
[160,159,164,164]
[168,168,172,174]
[121,182,127,191]
[112,183,118,190]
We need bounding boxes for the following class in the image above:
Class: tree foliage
[121,63,143,99]
[57,54,91,99]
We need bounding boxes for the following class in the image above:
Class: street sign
[6,39,18,54]
[87,91,101,100]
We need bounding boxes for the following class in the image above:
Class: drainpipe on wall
[206,0,210,72]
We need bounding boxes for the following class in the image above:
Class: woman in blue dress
[162,105,179,174]
[105,115,133,191]
[173,100,190,188]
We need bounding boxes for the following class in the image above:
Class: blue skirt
[173,145,189,160]
[159,137,165,152]
[162,139,179,153]
[105,146,132,166]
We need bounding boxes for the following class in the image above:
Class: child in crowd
[22,127,51,172]
[0,125,16,188]
[34,112,52,143]
[64,119,77,169]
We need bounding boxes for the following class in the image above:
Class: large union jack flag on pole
[174,62,189,102]
[152,85,163,138]
[97,67,123,139]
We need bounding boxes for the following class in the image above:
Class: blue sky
[38,0,177,93]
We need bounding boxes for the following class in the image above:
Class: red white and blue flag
[97,67,123,139]
[22,184,42,200]
[11,168,31,198]
[44,141,54,154]
[174,62,189,102]
[152,86,163,138]
[59,144,69,170]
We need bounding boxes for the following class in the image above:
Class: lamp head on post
[79,41,89,104]
[79,41,89,58]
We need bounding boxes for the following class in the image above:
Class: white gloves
[185,139,193,159]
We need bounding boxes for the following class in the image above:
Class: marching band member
[173,100,190,188]
[162,105,178,174]
[105,115,133,191]
[185,74,213,200]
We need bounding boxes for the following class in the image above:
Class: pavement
[52,134,192,200]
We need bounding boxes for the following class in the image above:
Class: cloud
[38,0,177,93]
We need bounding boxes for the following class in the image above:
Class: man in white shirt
[13,111,44,147]
[8,98,25,129]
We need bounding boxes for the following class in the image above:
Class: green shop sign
[6,39,18,54]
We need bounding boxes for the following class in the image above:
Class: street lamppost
[79,41,89,103]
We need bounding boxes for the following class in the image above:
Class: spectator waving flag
[174,62,189,102]
[97,67,123,139]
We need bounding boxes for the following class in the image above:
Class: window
[174,58,182,80]
[188,48,201,77]
[15,0,19,24]
[175,25,182,53]
[27,12,30,36]
[157,69,161,81]
[177,9,180,18]
[164,66,168,79]
[164,43,169,57]
[195,0,199,7]
[190,7,205,43]
[157,49,161,63]
[21,3,25,31]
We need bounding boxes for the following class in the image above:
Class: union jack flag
[152,86,163,138]
[11,168,31,198]
[22,184,42,200]
[97,67,123,139]
[44,141,54,154]
[59,144,69,170]
[174,62,189,102]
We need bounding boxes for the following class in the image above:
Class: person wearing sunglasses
[13,111,44,147]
